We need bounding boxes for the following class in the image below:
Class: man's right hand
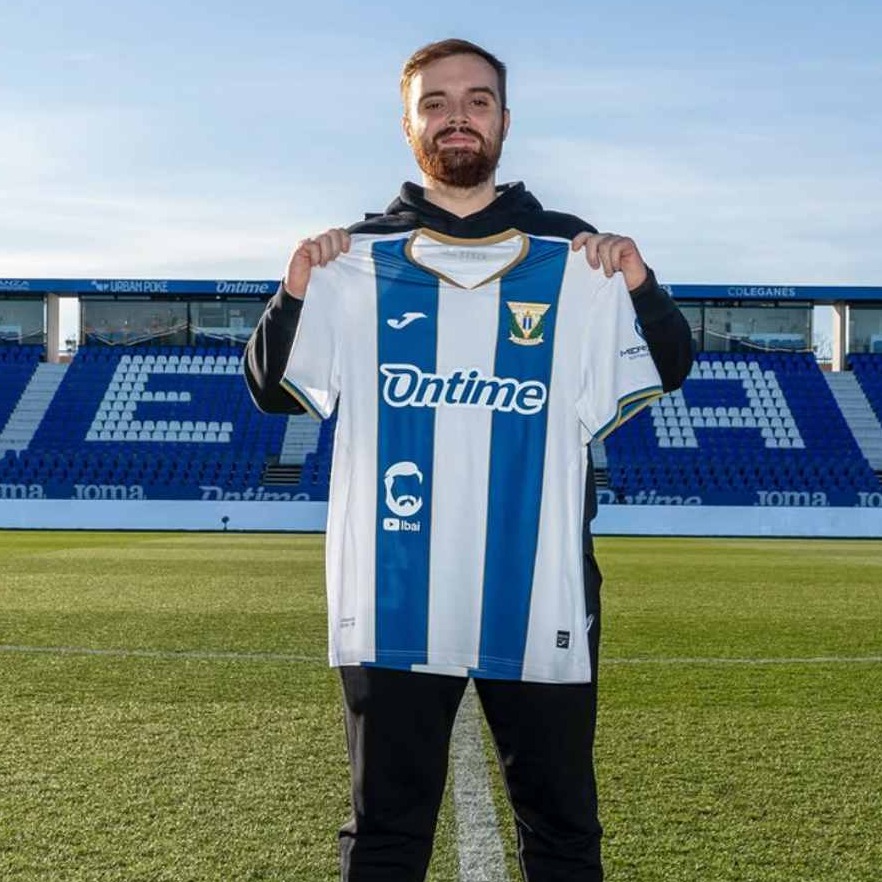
[283,228,351,299]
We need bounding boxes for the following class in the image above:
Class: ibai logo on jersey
[382,460,423,533]
[506,301,550,346]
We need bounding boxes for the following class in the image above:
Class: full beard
[413,126,502,189]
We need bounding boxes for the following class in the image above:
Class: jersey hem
[330,655,593,685]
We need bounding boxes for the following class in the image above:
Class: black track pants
[337,666,602,881]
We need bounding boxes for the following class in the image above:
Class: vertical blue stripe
[473,238,568,679]
[372,238,438,669]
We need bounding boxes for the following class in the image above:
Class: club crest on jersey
[506,301,550,346]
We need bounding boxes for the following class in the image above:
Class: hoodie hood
[349,181,571,240]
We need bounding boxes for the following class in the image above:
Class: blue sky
[1,0,880,314]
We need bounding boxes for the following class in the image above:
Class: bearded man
[245,38,693,882]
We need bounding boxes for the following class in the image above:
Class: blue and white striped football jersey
[283,228,662,683]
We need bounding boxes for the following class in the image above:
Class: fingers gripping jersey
[283,229,662,683]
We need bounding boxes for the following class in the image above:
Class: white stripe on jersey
[427,277,497,672]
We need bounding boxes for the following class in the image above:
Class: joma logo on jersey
[380,364,547,415]
[507,301,550,346]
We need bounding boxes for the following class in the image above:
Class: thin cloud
[514,136,881,285]
[0,182,338,278]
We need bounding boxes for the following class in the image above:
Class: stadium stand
[2,342,881,507]
[849,353,882,424]
[0,345,42,442]
[296,414,337,494]
[1,343,303,501]
[605,352,881,506]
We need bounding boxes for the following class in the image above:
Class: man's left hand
[572,231,648,292]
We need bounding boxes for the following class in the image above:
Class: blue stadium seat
[850,354,882,424]
[605,353,879,505]
[2,343,299,500]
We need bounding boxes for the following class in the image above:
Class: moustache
[434,126,485,147]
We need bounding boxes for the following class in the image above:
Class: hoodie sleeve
[628,267,695,392]
[243,284,307,414]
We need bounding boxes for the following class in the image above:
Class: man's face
[403,53,509,189]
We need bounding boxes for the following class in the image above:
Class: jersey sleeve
[280,266,344,420]
[575,270,664,441]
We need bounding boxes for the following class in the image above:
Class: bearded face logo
[383,461,424,518]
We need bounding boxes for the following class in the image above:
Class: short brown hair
[400,38,507,110]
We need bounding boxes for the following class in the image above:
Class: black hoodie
[244,180,694,541]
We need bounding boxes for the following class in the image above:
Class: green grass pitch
[0,532,880,881]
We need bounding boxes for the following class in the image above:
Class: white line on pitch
[1,645,880,667]
[604,655,882,665]
[451,682,510,882]
[0,644,323,663]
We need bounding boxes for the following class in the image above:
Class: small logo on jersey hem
[556,630,571,649]
[507,301,550,346]
[387,312,427,330]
